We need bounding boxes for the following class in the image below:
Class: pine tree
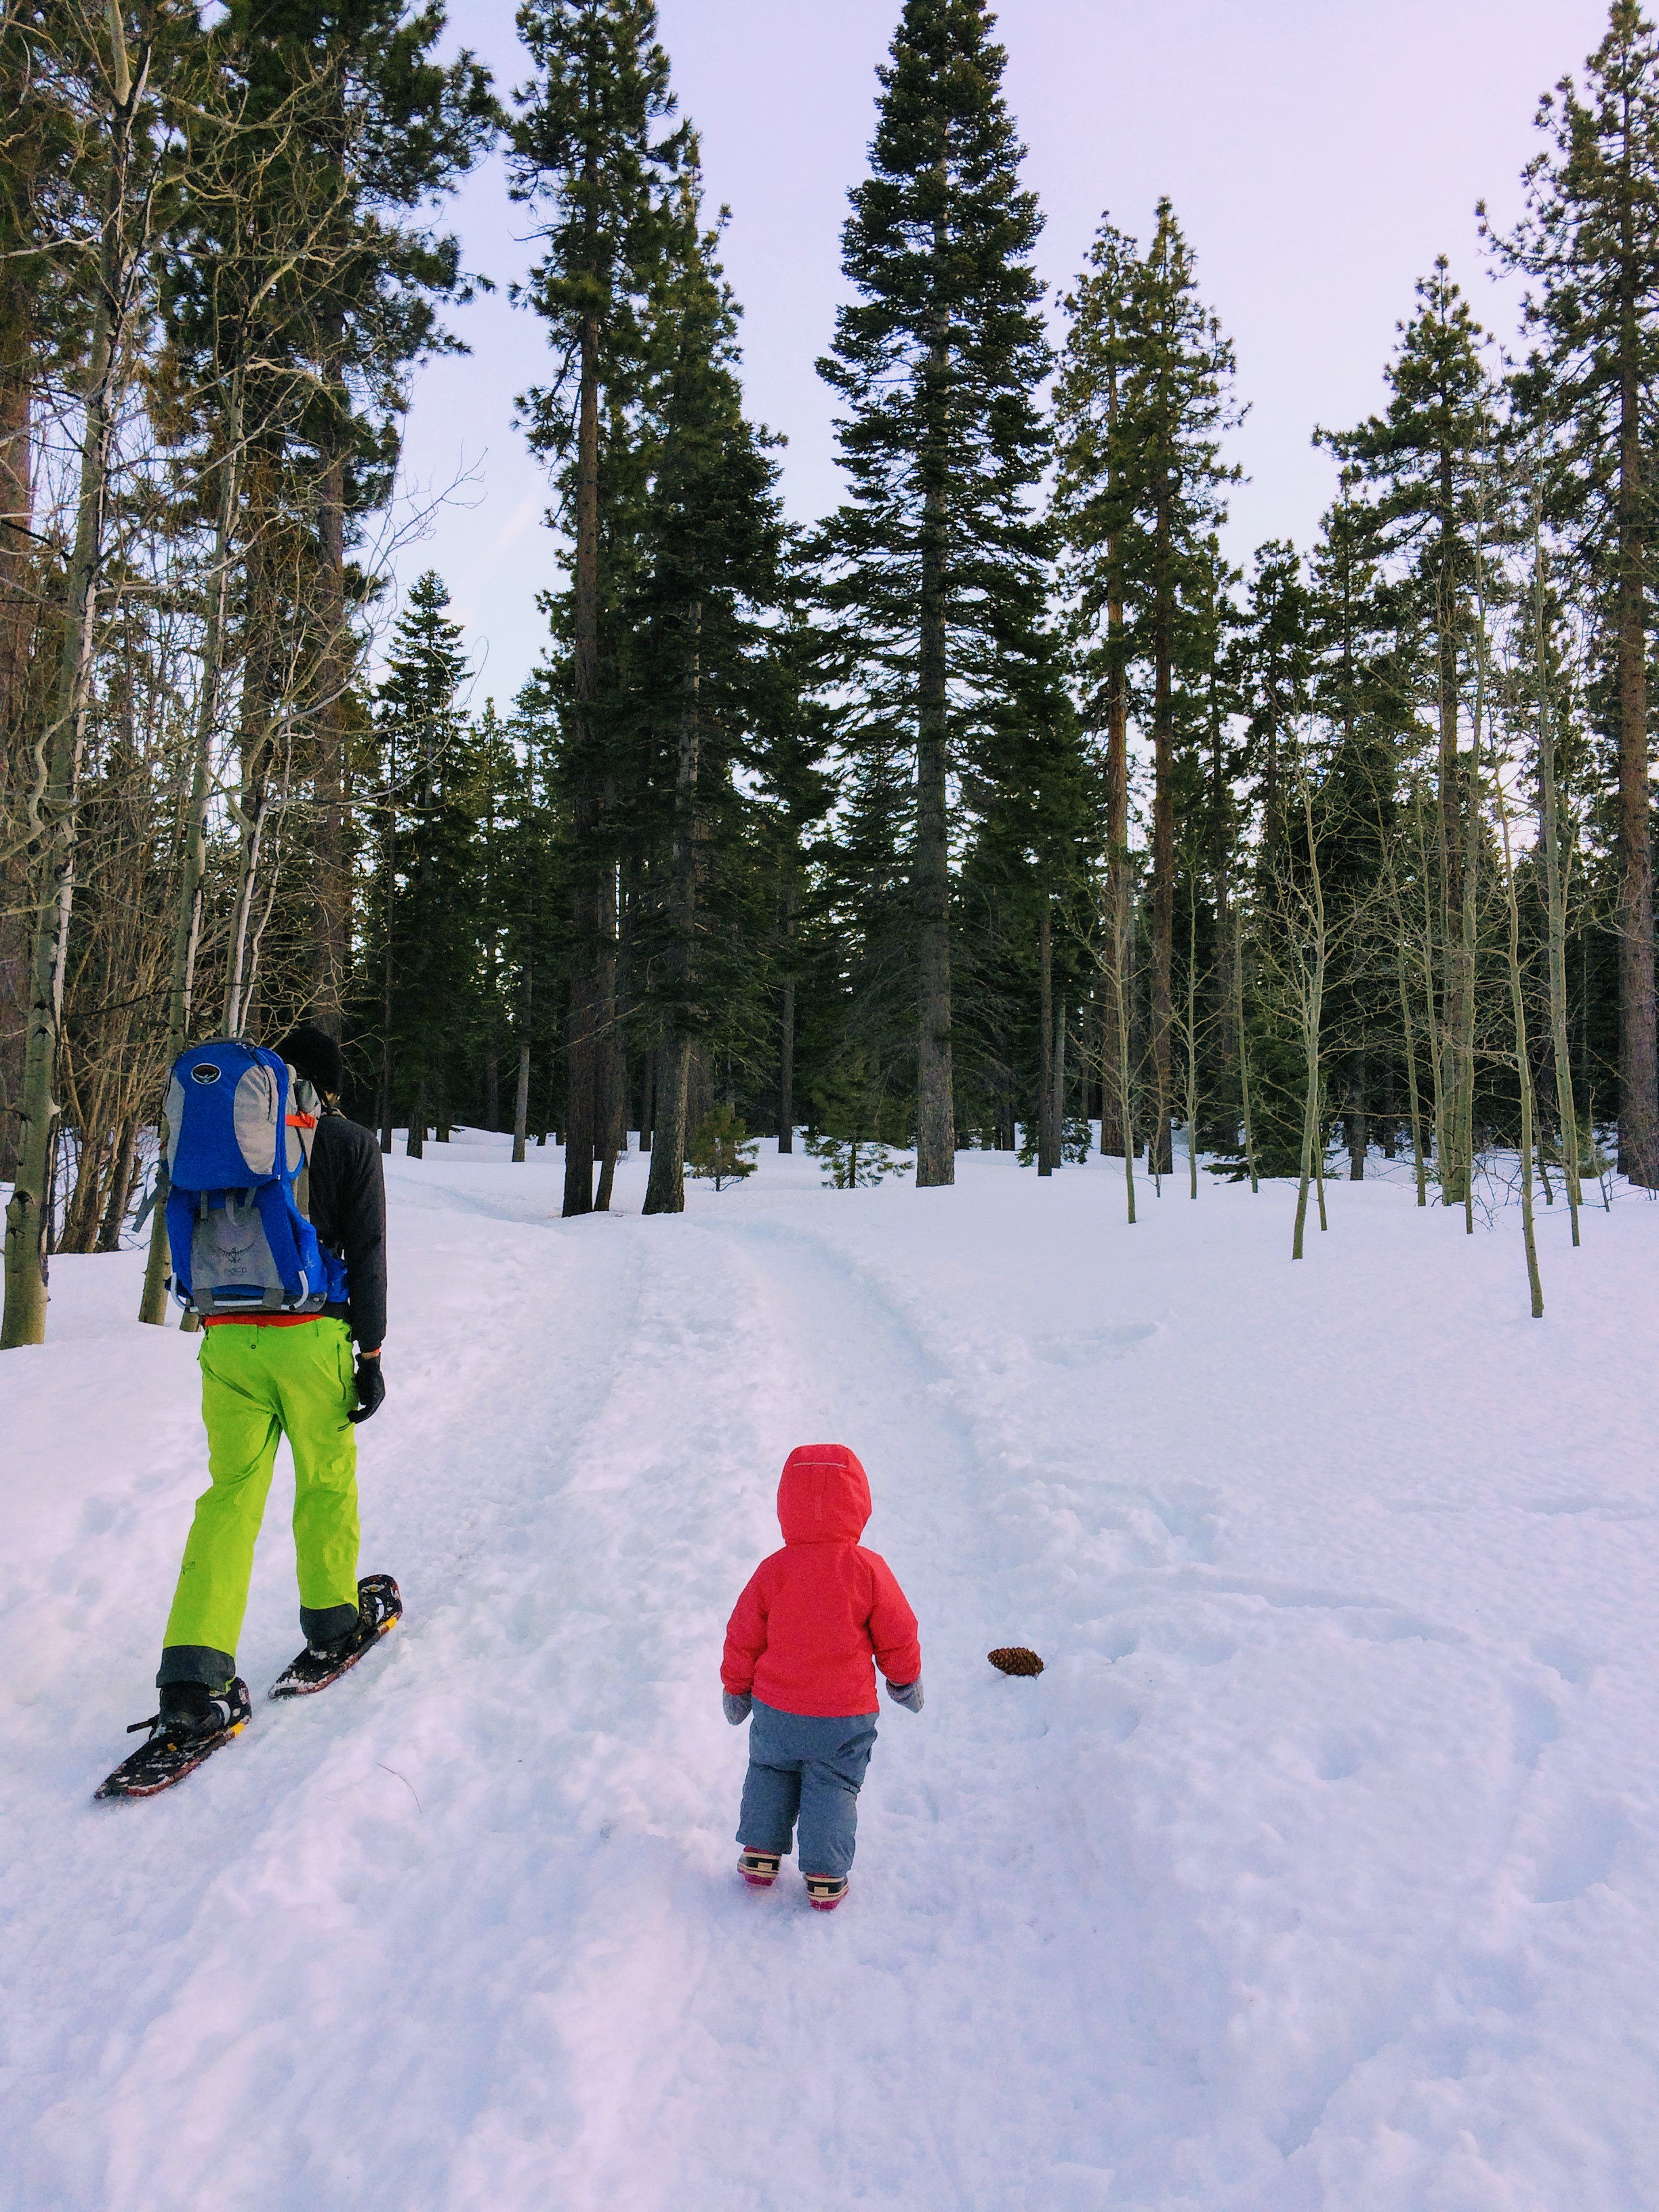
[808,710,916,1151]
[633,156,786,1214]
[509,0,684,1216]
[1240,539,1312,848]
[1053,218,1136,1164]
[368,571,476,1154]
[1052,201,1240,1174]
[1322,261,1500,1208]
[686,1103,758,1190]
[956,640,1093,1176]
[1490,0,1659,1185]
[818,0,1050,1188]
[805,1045,914,1188]
[753,582,835,1157]
[1305,483,1420,1183]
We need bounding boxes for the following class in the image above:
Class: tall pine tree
[1491,0,1659,1186]
[818,0,1050,1187]
[1322,262,1499,1205]
[634,158,787,1213]
[509,0,683,1216]
[368,570,476,1155]
[1053,201,1240,1173]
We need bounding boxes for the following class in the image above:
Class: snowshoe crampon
[96,1679,252,1801]
[269,1573,402,1698]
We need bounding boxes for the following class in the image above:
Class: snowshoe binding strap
[96,1680,252,1801]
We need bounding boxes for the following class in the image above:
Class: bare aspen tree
[1036,898,1054,1176]
[1052,1000,1067,1169]
[1314,1083,1329,1233]
[138,367,245,1324]
[1085,857,1137,1223]
[1531,466,1582,1245]
[1233,914,1258,1193]
[1181,871,1201,1197]
[222,785,272,1038]
[1481,499,1544,1317]
[1287,775,1330,1262]
[1456,595,1483,1235]
[1395,936,1429,1206]
[1407,782,1450,1195]
[1113,877,1137,1224]
[1492,755,1544,1315]
[3,3,148,1349]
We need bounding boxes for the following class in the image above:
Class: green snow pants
[158,1318,361,1689]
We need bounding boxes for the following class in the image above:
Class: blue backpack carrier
[164,1041,348,1317]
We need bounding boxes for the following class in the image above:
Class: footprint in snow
[1531,1635,1596,1686]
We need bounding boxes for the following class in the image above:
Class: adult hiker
[99,1024,398,1800]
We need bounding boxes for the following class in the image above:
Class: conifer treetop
[377,568,472,737]
[817,0,1051,648]
[508,0,687,460]
[1487,0,1659,552]
[1052,201,1243,721]
[1319,260,1494,552]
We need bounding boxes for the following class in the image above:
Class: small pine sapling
[804,1050,912,1189]
[805,1130,913,1189]
[687,1106,758,1192]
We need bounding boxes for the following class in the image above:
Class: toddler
[721,1443,922,1910]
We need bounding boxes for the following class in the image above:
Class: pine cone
[987,1645,1044,1677]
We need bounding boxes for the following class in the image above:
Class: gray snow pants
[736,1698,879,1879]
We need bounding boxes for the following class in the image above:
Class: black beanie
[276,1023,346,1100]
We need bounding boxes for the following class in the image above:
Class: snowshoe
[738,1848,781,1888]
[804,1872,848,1912]
[269,1573,401,1698]
[96,1679,252,1800]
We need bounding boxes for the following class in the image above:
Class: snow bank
[3,1139,1658,2209]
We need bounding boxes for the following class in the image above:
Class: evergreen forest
[7,0,1659,1347]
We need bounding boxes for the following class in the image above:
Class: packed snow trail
[5,1139,1659,2209]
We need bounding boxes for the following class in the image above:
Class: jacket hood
[777,1444,871,1544]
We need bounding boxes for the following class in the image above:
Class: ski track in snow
[5,1141,1659,2209]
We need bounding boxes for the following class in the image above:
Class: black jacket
[308,1112,387,1349]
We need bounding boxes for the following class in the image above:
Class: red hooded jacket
[721,1445,922,1719]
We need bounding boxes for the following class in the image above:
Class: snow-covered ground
[3,1135,1659,2211]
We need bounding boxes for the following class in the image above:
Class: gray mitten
[722,1689,753,1725]
[885,1675,924,1713]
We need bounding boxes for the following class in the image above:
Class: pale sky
[390,0,1614,706]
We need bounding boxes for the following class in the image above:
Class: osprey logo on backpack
[162,1040,348,1318]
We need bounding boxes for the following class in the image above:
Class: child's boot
[737,1847,781,1888]
[804,1872,848,1912]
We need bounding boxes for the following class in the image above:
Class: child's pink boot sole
[738,1849,781,1888]
[804,1874,849,1911]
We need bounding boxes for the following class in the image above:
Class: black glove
[885,1675,924,1713]
[348,1354,385,1425]
[722,1690,753,1725]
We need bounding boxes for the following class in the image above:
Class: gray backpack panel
[190,1193,294,1314]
